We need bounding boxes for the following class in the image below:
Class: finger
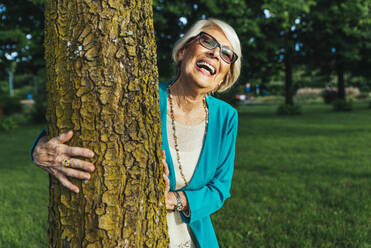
[52,130,73,144]
[162,159,169,177]
[163,173,169,183]
[53,169,80,193]
[65,146,94,158]
[69,158,95,172]
[162,150,166,160]
[163,174,170,192]
[59,130,74,144]
[59,166,91,180]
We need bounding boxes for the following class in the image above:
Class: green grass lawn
[1,103,370,247]
[214,102,371,247]
[0,124,49,248]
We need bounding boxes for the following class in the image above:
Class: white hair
[172,18,242,92]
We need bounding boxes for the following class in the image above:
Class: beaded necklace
[167,87,208,186]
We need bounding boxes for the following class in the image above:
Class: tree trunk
[8,70,14,97]
[45,0,169,247]
[284,42,294,105]
[337,64,346,100]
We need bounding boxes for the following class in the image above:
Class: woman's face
[178,26,232,93]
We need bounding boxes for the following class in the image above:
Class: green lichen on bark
[45,0,168,247]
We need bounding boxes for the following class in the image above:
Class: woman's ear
[177,47,186,62]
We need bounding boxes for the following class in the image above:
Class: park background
[0,0,370,247]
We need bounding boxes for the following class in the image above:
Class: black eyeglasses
[198,31,238,64]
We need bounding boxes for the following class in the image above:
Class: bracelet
[173,191,183,211]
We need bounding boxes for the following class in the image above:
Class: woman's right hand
[162,150,170,194]
[32,130,95,193]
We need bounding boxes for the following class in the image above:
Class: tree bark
[45,0,169,247]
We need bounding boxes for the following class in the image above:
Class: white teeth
[197,61,216,75]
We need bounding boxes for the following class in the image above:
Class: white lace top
[166,115,207,248]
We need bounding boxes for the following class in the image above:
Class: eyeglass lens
[200,33,236,64]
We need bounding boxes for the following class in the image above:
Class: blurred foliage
[0,113,31,131]
[261,0,316,105]
[29,69,46,123]
[302,0,371,102]
[0,115,19,131]
[0,95,22,115]
[153,0,370,106]
[303,0,371,78]
[0,0,370,112]
[0,0,44,77]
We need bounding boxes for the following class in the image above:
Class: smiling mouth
[196,60,216,75]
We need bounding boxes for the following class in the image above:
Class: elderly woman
[32,18,241,248]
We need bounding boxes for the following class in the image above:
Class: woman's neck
[169,78,206,113]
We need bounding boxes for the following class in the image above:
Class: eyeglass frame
[195,31,238,64]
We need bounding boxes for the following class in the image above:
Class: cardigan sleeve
[181,110,238,224]
[30,129,47,162]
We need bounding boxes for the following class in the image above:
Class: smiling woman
[172,18,241,93]
[31,18,241,247]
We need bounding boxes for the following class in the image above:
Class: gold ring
[62,159,71,167]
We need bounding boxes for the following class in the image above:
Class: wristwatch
[173,191,183,211]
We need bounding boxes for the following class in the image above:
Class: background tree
[45,0,168,247]
[261,0,316,106]
[302,0,371,100]
[0,0,44,96]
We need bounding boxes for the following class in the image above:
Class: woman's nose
[208,46,220,60]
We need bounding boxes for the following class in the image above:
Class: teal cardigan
[31,82,238,247]
[159,82,238,247]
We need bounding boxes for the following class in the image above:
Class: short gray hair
[172,18,242,93]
